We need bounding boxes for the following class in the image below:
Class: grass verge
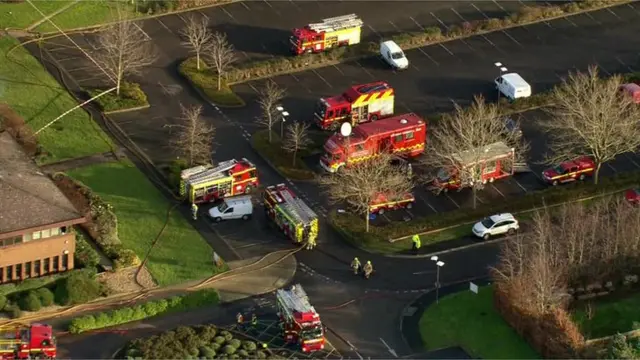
[178,57,245,108]
[87,82,149,113]
[67,160,220,286]
[0,36,113,164]
[419,286,539,359]
[251,129,315,181]
[68,289,220,333]
[572,292,640,339]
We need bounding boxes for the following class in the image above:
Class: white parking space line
[288,74,312,93]
[261,44,275,58]
[438,43,455,56]
[66,65,97,72]
[312,69,333,88]
[196,10,209,20]
[367,24,382,39]
[221,6,237,21]
[470,3,523,47]
[154,17,174,35]
[492,0,508,12]
[288,0,302,11]
[263,0,273,8]
[605,7,622,20]
[332,64,345,75]
[430,12,450,31]
[490,184,506,198]
[353,60,375,79]
[624,154,640,170]
[240,2,250,11]
[627,2,640,16]
[559,13,578,27]
[512,178,528,193]
[247,82,260,94]
[388,20,401,32]
[175,13,187,24]
[55,56,82,62]
[607,162,617,173]
[593,61,612,76]
[582,12,601,25]
[417,194,438,213]
[409,16,425,30]
[398,100,413,113]
[444,193,460,208]
[416,47,439,66]
[617,56,636,72]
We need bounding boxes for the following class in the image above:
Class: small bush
[113,248,141,270]
[88,82,149,113]
[199,346,216,359]
[220,330,233,342]
[69,315,96,334]
[74,230,101,269]
[54,271,103,305]
[256,350,267,359]
[223,345,236,355]
[212,341,223,350]
[228,338,241,349]
[237,349,249,358]
[178,59,245,108]
[35,288,55,307]
[18,291,42,312]
[0,294,7,311]
[168,158,189,191]
[7,304,22,319]
[242,341,257,352]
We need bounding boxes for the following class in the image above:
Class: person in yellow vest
[407,163,413,178]
[350,257,361,275]
[251,313,258,327]
[191,203,198,220]
[412,234,421,254]
[363,261,373,279]
[306,236,316,250]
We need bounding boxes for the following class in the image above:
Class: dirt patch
[97,267,157,294]
[0,103,38,157]
[51,173,91,216]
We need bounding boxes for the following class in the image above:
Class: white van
[380,40,409,70]
[208,195,253,222]
[495,73,531,100]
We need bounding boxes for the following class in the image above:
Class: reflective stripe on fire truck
[548,168,592,180]
[304,339,323,344]
[370,198,413,209]
[392,143,425,153]
[352,89,394,108]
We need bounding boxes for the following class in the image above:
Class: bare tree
[542,66,640,184]
[282,121,311,166]
[421,95,528,209]
[206,32,236,91]
[167,104,214,166]
[93,14,157,95]
[179,14,212,71]
[256,80,286,143]
[318,153,414,232]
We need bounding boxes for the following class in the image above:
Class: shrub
[0,294,7,311]
[7,304,22,319]
[113,248,141,270]
[167,158,189,191]
[88,82,149,112]
[54,271,103,305]
[74,230,101,269]
[223,345,236,355]
[220,330,233,342]
[214,336,226,345]
[90,195,120,247]
[35,288,54,307]
[228,338,241,349]
[69,315,96,334]
[242,341,257,352]
[199,346,216,359]
[256,350,267,359]
[237,349,249,358]
[18,291,42,312]
[212,341,223,350]
[195,324,217,342]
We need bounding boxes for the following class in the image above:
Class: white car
[472,213,519,240]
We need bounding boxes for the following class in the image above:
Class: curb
[225,1,633,85]
[103,103,151,115]
[385,236,508,259]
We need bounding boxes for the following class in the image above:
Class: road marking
[196,10,209,20]
[354,60,375,79]
[479,33,503,54]
[616,56,635,72]
[417,47,439,65]
[583,11,601,25]
[593,61,611,76]
[345,341,364,360]
[560,14,578,27]
[367,24,382,39]
[221,6,236,21]
[176,13,187,24]
[288,0,302,11]
[312,69,333,88]
[247,82,260,94]
[398,100,414,113]
[430,12,450,30]
[512,177,528,193]
[605,7,622,20]
[501,29,523,47]
[490,183,506,198]
[625,154,640,169]
[262,0,273,8]
[154,17,173,35]
[409,16,425,30]
[388,20,401,32]
[379,338,398,358]
[444,193,460,208]
[627,2,640,16]
[332,64,344,75]
[234,240,273,249]
[413,270,436,275]
[492,0,507,13]
[606,162,617,173]
[417,194,438,213]
[438,43,454,56]
[134,22,152,40]
[240,1,250,10]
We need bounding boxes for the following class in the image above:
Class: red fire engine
[314,81,395,130]
[276,284,326,353]
[0,324,57,360]
[368,192,415,215]
[319,113,426,173]
[179,158,259,204]
[429,142,515,193]
[542,156,595,186]
[290,14,363,56]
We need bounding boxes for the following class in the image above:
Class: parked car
[619,83,640,104]
[208,195,253,222]
[542,156,595,186]
[380,40,409,70]
[495,73,531,100]
[625,188,640,205]
[472,213,519,240]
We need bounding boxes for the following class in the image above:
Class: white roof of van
[381,40,403,53]
[501,73,530,88]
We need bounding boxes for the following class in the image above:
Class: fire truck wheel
[214,217,222,223]
[244,186,253,194]
[370,115,378,121]
[579,174,586,181]
[489,177,495,183]
[378,208,385,215]
[552,180,559,186]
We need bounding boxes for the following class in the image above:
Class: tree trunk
[594,162,602,185]
[116,76,122,96]
[292,149,297,166]
[268,127,273,143]
[365,212,370,233]
[196,52,201,71]
[472,186,477,210]
[217,74,222,91]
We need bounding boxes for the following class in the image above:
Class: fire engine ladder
[186,159,238,186]
[308,14,363,33]
[277,285,316,323]
[278,186,317,225]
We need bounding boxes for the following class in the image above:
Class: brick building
[0,132,86,283]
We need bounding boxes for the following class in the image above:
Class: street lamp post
[276,106,289,139]
[431,256,445,304]
[494,62,508,102]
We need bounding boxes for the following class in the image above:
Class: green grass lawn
[0,36,113,163]
[67,160,220,286]
[0,1,73,29]
[572,292,640,339]
[251,130,315,180]
[419,286,539,359]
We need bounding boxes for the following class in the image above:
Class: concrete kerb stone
[383,187,631,259]
[103,103,151,115]
[225,0,633,86]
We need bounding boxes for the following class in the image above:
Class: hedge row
[86,82,149,113]
[74,228,101,269]
[52,173,140,270]
[223,0,629,85]
[331,170,640,244]
[68,289,220,334]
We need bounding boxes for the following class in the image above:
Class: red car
[625,188,640,205]
[542,157,595,186]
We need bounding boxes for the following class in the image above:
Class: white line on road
[388,20,401,32]
[345,341,364,360]
[430,12,450,30]
[490,183,506,198]
[605,7,622,20]
[154,17,173,35]
[288,0,302,11]
[240,2,250,10]
[616,56,635,72]
[492,0,507,13]
[417,47,439,65]
[332,64,344,75]
[583,11,601,25]
[512,178,528,193]
[409,16,425,30]
[379,338,398,358]
[417,194,438,213]
[354,60,375,79]
[221,6,237,22]
[445,193,460,208]
[625,153,640,170]
[263,0,273,8]
[438,43,454,56]
[197,10,209,20]
[367,24,382,39]
[312,69,333,88]
[413,270,436,275]
[134,22,152,40]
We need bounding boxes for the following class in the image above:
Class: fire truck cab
[276,284,326,353]
[367,192,415,215]
[542,156,595,186]
[429,142,515,193]
[263,184,319,245]
[179,158,259,204]
[290,14,363,56]
[0,324,57,360]
[315,81,395,131]
[320,113,426,173]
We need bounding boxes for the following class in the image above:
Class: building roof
[501,73,530,88]
[0,132,83,234]
[356,113,425,139]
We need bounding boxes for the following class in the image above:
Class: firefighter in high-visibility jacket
[412,234,421,254]
[236,312,244,328]
[306,236,316,250]
[350,257,361,275]
[363,261,373,279]
[191,203,198,220]
[251,313,258,327]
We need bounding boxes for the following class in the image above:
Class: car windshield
[391,52,404,60]
[481,218,495,228]
[217,202,229,212]
[553,165,565,175]
[437,168,450,181]
[301,327,323,340]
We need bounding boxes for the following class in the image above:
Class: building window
[32,231,41,240]
[1,237,22,247]
[6,265,13,281]
[51,227,60,236]
[23,232,32,242]
[24,262,31,278]
[41,229,51,239]
[43,258,50,274]
[405,132,414,140]
[62,254,69,270]
[34,260,41,276]
[15,264,22,280]
[52,257,59,272]
[0,267,3,283]
[61,226,68,234]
